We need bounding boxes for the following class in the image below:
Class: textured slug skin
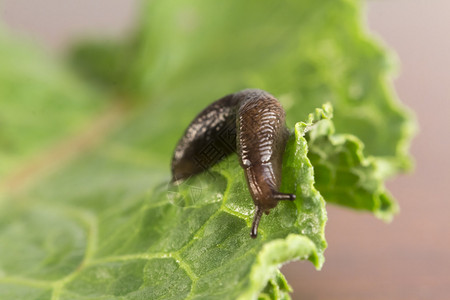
[171,93,239,182]
[171,89,295,238]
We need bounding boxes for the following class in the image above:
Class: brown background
[2,0,449,299]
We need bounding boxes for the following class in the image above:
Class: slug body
[171,89,295,238]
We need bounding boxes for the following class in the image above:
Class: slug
[171,89,295,238]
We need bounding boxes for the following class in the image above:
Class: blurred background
[1,0,449,299]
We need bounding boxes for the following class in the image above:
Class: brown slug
[171,89,295,238]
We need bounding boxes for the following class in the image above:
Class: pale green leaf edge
[239,234,316,300]
[309,117,399,221]
[330,133,400,221]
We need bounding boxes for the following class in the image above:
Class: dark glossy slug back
[171,93,239,183]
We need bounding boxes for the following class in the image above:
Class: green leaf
[0,0,415,298]
[0,105,328,299]
[68,40,127,92]
[0,28,107,181]
[307,118,399,220]
[258,271,292,300]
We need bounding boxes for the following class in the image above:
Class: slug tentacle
[251,206,264,239]
[171,89,295,238]
[273,191,296,201]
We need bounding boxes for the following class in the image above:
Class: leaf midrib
[0,101,128,196]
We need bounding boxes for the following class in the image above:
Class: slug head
[250,191,296,239]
